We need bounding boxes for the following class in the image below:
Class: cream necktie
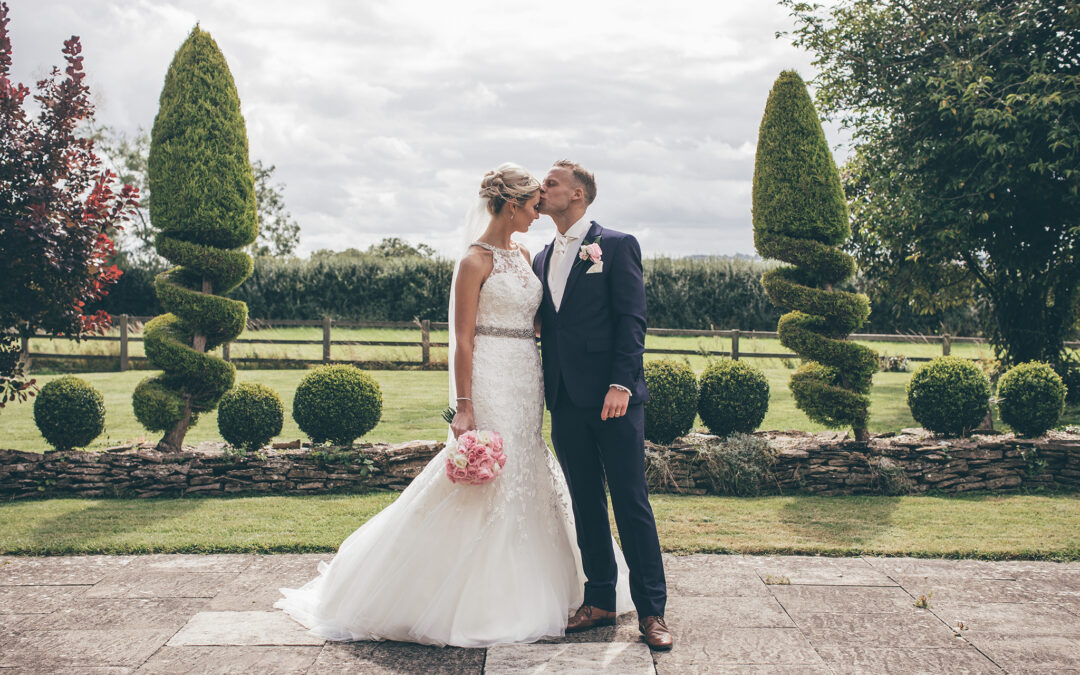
[548,232,578,310]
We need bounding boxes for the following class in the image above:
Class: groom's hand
[601,387,630,421]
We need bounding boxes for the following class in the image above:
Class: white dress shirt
[547,215,592,311]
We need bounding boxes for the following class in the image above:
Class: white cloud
[10,0,847,259]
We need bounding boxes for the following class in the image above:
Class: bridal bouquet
[445,429,507,485]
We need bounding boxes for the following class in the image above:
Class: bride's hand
[451,404,475,439]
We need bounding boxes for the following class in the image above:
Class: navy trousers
[550,383,667,618]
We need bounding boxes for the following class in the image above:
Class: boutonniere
[574,236,603,270]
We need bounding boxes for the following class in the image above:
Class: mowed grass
[4,357,1079,453]
[1,492,1076,560]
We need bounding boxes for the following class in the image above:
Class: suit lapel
[540,241,555,308]
[559,222,602,311]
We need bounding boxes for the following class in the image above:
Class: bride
[275,163,630,648]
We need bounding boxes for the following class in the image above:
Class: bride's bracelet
[456,396,471,402]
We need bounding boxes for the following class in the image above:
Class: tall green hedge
[752,70,877,440]
[132,26,257,451]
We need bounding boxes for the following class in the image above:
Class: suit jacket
[532,221,650,409]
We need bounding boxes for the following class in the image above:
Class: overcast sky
[11,1,847,259]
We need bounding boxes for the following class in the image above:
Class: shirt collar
[562,215,592,241]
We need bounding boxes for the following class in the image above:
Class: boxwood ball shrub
[906,356,990,436]
[997,362,1067,437]
[218,382,284,452]
[643,359,698,444]
[33,376,106,451]
[698,360,769,437]
[293,365,383,446]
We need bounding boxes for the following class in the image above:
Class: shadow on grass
[20,497,205,555]
[777,494,901,549]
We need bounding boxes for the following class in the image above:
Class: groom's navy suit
[532,221,667,619]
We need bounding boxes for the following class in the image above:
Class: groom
[532,161,672,650]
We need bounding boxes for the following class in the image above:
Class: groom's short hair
[553,160,596,206]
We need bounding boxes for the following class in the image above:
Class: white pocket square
[586,263,604,274]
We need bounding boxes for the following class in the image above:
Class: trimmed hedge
[133,26,256,449]
[33,376,106,451]
[906,357,990,436]
[698,360,770,436]
[218,382,284,452]
[293,365,383,446]
[752,70,877,437]
[998,362,1067,437]
[643,359,699,444]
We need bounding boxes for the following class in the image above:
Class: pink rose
[586,243,602,264]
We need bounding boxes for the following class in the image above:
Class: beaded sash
[475,325,535,339]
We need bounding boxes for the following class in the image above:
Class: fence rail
[16,314,1080,372]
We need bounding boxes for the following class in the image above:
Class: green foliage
[218,382,284,452]
[697,360,769,436]
[33,376,105,451]
[752,70,877,437]
[95,126,300,262]
[785,0,1080,367]
[998,362,1067,437]
[643,256,784,330]
[133,26,257,449]
[692,432,777,496]
[906,357,990,437]
[643,359,698,444]
[364,237,438,259]
[293,365,383,446]
[231,253,453,322]
[148,26,256,249]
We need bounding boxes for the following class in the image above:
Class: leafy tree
[753,70,877,441]
[132,26,257,451]
[95,127,299,261]
[250,160,300,257]
[364,237,438,259]
[0,3,137,407]
[783,0,1080,368]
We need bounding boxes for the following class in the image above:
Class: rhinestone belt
[475,325,535,339]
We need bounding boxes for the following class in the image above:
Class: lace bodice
[471,242,542,332]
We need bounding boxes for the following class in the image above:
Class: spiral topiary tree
[132,26,257,451]
[752,70,877,441]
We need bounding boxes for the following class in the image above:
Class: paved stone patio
[1,553,1078,673]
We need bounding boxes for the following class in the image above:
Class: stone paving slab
[136,646,322,674]
[486,642,654,674]
[168,610,325,646]
[3,552,1080,673]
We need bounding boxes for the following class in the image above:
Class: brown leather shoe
[566,605,616,632]
[639,615,673,650]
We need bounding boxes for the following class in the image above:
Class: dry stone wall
[1,430,1078,499]
[646,430,1080,496]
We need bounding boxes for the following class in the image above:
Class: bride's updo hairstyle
[479,163,541,216]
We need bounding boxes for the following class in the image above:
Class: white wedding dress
[275,242,631,648]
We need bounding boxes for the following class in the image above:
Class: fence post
[942,333,951,357]
[322,316,332,363]
[119,314,129,372]
[19,334,29,372]
[421,320,431,366]
[730,329,740,361]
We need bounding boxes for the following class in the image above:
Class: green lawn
[4,362,1078,453]
[1,492,1076,560]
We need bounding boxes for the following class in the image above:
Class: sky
[10,1,848,259]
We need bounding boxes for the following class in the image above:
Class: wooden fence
[17,314,1080,371]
